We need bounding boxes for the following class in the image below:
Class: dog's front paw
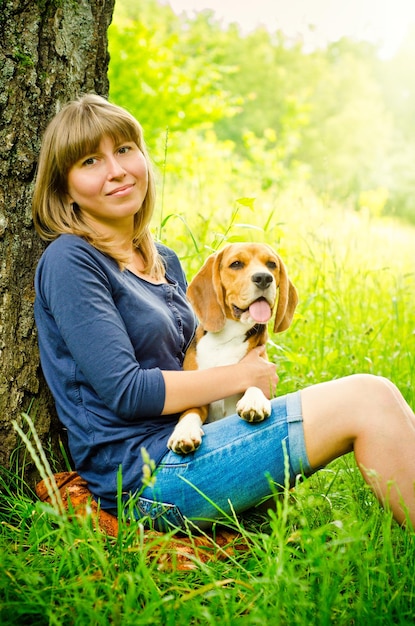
[167,413,204,454]
[236,387,271,423]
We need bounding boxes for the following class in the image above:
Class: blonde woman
[32,94,415,530]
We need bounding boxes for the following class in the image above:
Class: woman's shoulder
[36,236,118,291]
[35,236,117,303]
[41,234,93,254]
[38,235,110,267]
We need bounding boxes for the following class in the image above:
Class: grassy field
[1,177,415,624]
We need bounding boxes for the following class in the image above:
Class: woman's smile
[67,136,148,233]
[106,183,136,197]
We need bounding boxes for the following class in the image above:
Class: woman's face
[66,135,148,234]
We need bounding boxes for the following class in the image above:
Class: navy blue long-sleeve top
[34,234,197,509]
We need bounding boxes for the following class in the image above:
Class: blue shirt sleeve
[34,235,197,508]
[35,236,166,420]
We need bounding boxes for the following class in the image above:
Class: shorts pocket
[132,496,186,532]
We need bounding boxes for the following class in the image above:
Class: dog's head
[187,242,298,333]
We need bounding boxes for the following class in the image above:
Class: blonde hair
[32,93,164,277]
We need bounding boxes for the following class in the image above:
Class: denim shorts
[127,391,313,531]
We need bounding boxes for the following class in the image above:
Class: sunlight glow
[168,0,415,57]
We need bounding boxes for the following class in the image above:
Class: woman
[32,94,415,531]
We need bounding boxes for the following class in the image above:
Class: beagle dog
[167,242,298,454]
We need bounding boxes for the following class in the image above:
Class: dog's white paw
[236,387,271,423]
[167,413,204,454]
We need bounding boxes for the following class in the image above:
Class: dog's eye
[266,261,277,270]
[229,260,244,270]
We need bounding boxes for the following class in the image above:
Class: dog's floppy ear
[273,256,298,333]
[187,250,226,332]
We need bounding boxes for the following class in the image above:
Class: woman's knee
[340,373,400,407]
[360,373,403,404]
[302,373,394,415]
[300,374,401,468]
[342,374,410,443]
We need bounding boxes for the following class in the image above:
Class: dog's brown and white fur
[167,242,298,454]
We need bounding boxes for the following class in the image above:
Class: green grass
[1,174,415,624]
[2,463,415,625]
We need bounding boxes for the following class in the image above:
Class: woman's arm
[35,238,168,419]
[161,346,278,415]
[36,237,277,420]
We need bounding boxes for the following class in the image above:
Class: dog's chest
[196,322,249,369]
[196,321,250,421]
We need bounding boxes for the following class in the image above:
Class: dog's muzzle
[251,272,273,290]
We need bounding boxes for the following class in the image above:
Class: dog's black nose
[252,272,273,290]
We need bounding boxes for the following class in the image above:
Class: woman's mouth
[106,183,135,197]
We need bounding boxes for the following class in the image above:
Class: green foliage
[108,0,415,222]
[108,0,236,151]
[374,26,415,220]
[2,456,415,623]
[3,5,415,620]
[3,155,415,622]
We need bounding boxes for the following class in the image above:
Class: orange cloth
[35,471,248,570]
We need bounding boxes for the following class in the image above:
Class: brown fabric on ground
[35,471,249,570]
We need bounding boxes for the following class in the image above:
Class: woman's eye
[118,145,132,155]
[82,156,97,167]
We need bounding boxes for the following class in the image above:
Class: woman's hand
[237,345,279,399]
[162,345,278,414]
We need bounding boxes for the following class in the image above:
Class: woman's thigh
[138,391,313,530]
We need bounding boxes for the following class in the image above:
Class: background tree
[0,0,115,473]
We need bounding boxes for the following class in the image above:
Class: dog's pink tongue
[249,299,272,323]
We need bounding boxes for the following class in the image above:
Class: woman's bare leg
[301,374,415,526]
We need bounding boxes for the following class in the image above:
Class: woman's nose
[106,155,126,179]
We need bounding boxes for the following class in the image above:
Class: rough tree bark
[0,0,115,476]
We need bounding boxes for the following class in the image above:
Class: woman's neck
[83,213,135,258]
[126,248,167,284]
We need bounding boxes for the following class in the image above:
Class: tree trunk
[0,0,115,478]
